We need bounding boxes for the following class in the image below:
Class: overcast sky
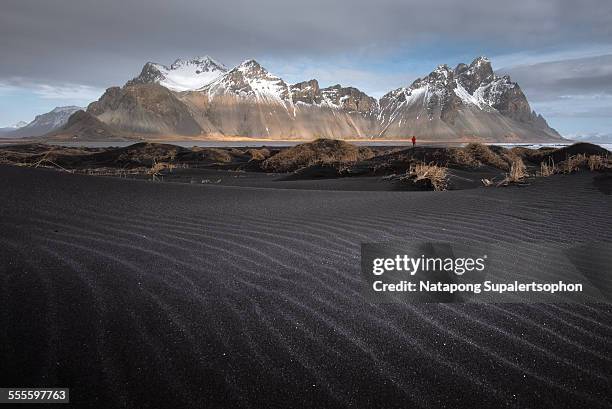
[1,0,611,137]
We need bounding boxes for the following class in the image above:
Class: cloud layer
[1,0,611,134]
[2,0,611,87]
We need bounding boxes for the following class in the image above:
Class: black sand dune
[1,165,611,408]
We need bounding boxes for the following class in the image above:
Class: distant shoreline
[0,138,586,150]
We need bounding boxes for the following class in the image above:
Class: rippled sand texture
[1,165,611,408]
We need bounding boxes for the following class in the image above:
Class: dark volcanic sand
[1,165,611,409]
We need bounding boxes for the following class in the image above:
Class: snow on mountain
[74,55,561,141]
[377,56,560,140]
[319,84,378,114]
[202,59,290,103]
[128,56,228,92]
[8,106,83,137]
[37,106,83,128]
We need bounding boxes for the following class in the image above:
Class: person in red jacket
[411,136,416,147]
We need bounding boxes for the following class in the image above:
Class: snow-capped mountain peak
[377,56,559,139]
[128,55,228,92]
[202,59,290,103]
[169,55,226,72]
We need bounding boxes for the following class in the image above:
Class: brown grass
[449,147,479,167]
[497,157,528,186]
[262,138,374,172]
[538,157,557,177]
[407,162,448,191]
[148,159,173,181]
[508,158,528,182]
[560,154,587,173]
[191,147,233,163]
[456,143,510,170]
[246,148,271,161]
[587,155,604,171]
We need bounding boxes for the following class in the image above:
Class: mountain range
[19,56,563,142]
[1,106,82,138]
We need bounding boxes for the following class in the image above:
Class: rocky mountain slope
[176,59,378,139]
[377,57,559,141]
[88,84,202,136]
[45,110,131,141]
[47,56,561,141]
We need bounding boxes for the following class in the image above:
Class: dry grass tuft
[406,162,448,191]
[558,153,608,173]
[507,158,528,182]
[148,159,173,181]
[587,155,604,171]
[561,154,587,173]
[538,157,557,177]
[246,148,271,162]
[497,158,528,186]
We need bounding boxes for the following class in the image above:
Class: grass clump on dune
[497,157,529,186]
[262,138,374,172]
[506,158,528,182]
[451,143,510,170]
[402,162,448,191]
[190,147,233,163]
[246,148,271,162]
[538,157,557,177]
[559,153,608,173]
[587,155,604,171]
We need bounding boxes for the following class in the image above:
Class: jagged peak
[470,56,490,65]
[434,64,451,72]
[170,55,227,70]
[128,55,228,92]
[291,79,320,89]
[466,56,493,76]
[236,59,264,70]
[231,59,277,79]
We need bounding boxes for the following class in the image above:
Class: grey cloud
[1,0,612,88]
[498,54,612,126]
[501,55,612,102]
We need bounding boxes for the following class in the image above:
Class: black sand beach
[1,165,611,408]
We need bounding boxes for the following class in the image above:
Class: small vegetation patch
[401,162,448,191]
[246,148,271,162]
[587,155,604,171]
[538,157,557,177]
[497,158,529,186]
[461,143,510,170]
[262,138,374,172]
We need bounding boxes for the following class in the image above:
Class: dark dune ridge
[1,165,611,408]
[1,140,609,192]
